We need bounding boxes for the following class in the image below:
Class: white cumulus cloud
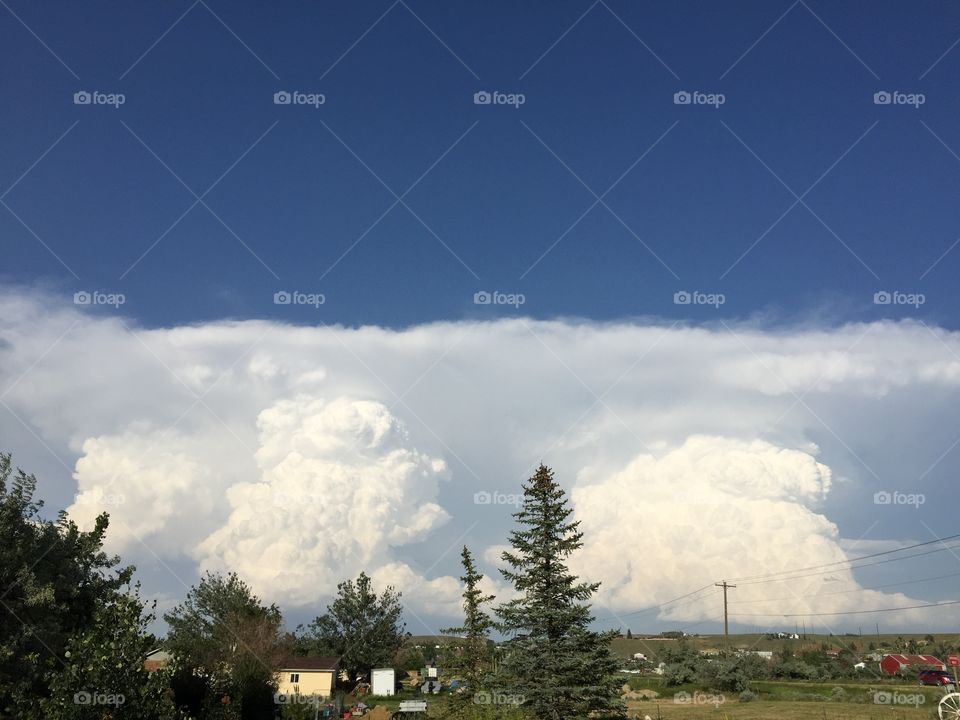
[3,289,959,629]
[195,396,450,607]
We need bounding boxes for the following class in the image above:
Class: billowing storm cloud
[2,289,958,628]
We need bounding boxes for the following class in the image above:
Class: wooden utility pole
[715,581,736,647]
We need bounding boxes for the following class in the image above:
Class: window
[290,673,300,683]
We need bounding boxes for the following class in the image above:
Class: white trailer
[371,667,396,696]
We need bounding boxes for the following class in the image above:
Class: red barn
[880,654,945,675]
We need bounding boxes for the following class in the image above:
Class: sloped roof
[884,654,943,665]
[280,656,339,672]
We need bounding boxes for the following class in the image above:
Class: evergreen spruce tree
[441,546,495,711]
[496,465,624,720]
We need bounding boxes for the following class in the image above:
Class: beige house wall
[275,669,335,697]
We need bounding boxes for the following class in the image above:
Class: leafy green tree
[699,653,768,692]
[661,642,700,686]
[441,546,496,712]
[164,571,285,720]
[33,589,178,719]
[496,465,624,720]
[299,572,406,685]
[0,453,137,714]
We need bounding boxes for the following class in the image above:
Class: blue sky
[4,0,960,327]
[3,1,960,635]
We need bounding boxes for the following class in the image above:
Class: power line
[733,542,960,586]
[595,533,960,624]
[729,599,960,618]
[727,533,960,584]
[729,569,960,605]
[608,584,717,618]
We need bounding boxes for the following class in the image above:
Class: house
[880,654,945,675]
[144,649,172,672]
[276,657,339,698]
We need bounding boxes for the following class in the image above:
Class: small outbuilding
[276,656,340,698]
[371,667,396,696]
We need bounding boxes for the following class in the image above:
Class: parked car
[918,669,955,686]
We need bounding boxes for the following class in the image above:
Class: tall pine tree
[442,546,495,709]
[496,465,624,720]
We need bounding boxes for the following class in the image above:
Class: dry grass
[624,698,931,719]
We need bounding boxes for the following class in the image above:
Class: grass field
[355,697,935,719]
[353,688,943,720]
[621,699,931,719]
